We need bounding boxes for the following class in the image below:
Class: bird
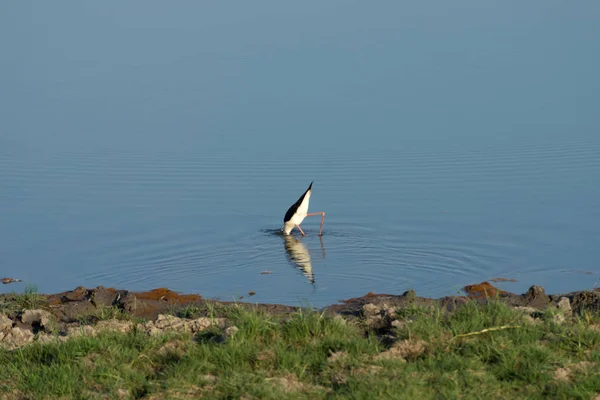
[282,181,325,236]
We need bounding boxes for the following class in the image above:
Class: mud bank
[1,282,600,349]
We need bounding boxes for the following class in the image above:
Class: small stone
[528,285,546,297]
[189,317,227,333]
[62,286,89,302]
[362,303,381,316]
[391,320,406,329]
[224,326,239,338]
[117,292,140,313]
[91,286,117,307]
[384,307,397,318]
[554,367,570,382]
[117,388,130,400]
[514,306,538,315]
[36,333,59,344]
[59,300,97,321]
[21,309,53,329]
[0,314,13,332]
[66,325,96,338]
[0,327,34,349]
[143,315,228,335]
[553,313,566,325]
[524,285,550,308]
[366,315,385,330]
[557,297,572,314]
[95,320,133,334]
[153,314,187,330]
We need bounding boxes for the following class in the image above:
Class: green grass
[1,301,600,399]
[0,285,46,314]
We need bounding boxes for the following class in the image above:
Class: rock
[190,317,227,332]
[0,314,13,332]
[391,320,406,329]
[365,315,386,330]
[153,314,188,330]
[514,306,538,315]
[551,297,573,325]
[402,290,416,299]
[117,292,161,318]
[570,291,600,315]
[90,286,117,307]
[58,301,97,322]
[557,297,572,314]
[362,303,381,316]
[95,320,133,334]
[463,282,506,298]
[61,286,89,302]
[383,307,397,318]
[0,327,34,349]
[143,314,228,336]
[36,333,60,344]
[66,325,96,338]
[224,326,239,338]
[21,309,53,330]
[524,285,549,308]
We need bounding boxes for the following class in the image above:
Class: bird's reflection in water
[283,235,326,284]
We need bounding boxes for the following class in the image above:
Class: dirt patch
[375,339,427,361]
[352,365,384,376]
[553,361,596,382]
[157,339,190,357]
[328,350,350,363]
[267,374,330,394]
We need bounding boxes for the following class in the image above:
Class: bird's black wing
[283,181,313,222]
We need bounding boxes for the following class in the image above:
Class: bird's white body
[283,190,310,234]
[282,181,324,236]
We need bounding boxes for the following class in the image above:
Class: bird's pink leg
[296,225,306,236]
[306,212,325,236]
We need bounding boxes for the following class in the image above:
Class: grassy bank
[1,299,600,399]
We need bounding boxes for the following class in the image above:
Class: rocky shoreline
[1,282,599,350]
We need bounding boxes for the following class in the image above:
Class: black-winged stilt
[282,181,325,236]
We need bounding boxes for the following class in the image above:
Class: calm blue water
[1,2,599,306]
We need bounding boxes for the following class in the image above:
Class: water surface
[1,1,599,306]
